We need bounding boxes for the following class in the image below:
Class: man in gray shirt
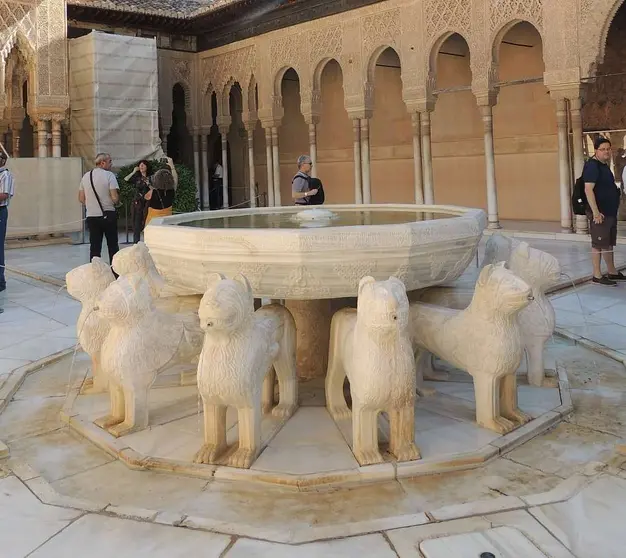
[78,152,120,263]
[292,155,318,205]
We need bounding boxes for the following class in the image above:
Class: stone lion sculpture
[94,274,203,437]
[112,241,201,316]
[326,276,420,466]
[410,263,533,434]
[507,241,560,386]
[194,273,298,469]
[111,241,165,298]
[417,238,561,389]
[66,257,116,393]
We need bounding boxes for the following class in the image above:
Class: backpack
[308,177,325,205]
[572,159,599,216]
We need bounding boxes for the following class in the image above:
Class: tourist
[0,149,15,292]
[145,157,178,225]
[211,161,224,209]
[292,155,319,205]
[124,159,152,244]
[583,137,625,286]
[79,152,120,264]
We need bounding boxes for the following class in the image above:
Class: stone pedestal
[285,299,333,380]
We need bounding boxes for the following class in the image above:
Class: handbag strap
[89,170,105,216]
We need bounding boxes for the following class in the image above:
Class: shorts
[588,212,617,250]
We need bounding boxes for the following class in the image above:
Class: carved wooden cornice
[68,0,387,52]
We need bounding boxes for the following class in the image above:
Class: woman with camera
[145,157,178,225]
[124,160,152,244]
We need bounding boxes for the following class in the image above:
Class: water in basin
[177,209,452,229]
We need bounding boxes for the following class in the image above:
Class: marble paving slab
[28,514,231,557]
[0,475,81,557]
[419,526,549,557]
[225,534,397,557]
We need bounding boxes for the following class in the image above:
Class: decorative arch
[273,65,300,98]
[428,31,471,78]
[596,0,626,73]
[365,44,401,84]
[0,29,36,66]
[490,19,544,70]
[312,57,343,92]
[173,80,191,112]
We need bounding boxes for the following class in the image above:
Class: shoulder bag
[89,170,117,221]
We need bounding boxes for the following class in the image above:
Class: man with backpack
[292,155,324,205]
[580,137,624,286]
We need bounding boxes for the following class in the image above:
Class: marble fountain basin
[143,204,487,299]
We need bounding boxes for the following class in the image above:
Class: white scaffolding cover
[69,31,164,169]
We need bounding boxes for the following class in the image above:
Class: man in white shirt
[78,152,120,263]
[0,150,15,292]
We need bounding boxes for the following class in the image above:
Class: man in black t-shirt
[583,137,625,286]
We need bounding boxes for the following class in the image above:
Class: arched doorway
[316,59,352,202]
[369,47,413,203]
[430,33,482,208]
[278,68,308,204]
[167,83,192,168]
[493,22,555,222]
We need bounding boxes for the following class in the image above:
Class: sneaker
[592,276,617,286]
[0,284,5,292]
[608,271,626,281]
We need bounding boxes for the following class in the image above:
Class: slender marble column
[219,127,229,208]
[352,119,363,204]
[37,120,48,158]
[411,113,424,205]
[570,98,588,235]
[309,122,318,179]
[420,112,434,205]
[200,134,209,209]
[51,119,62,158]
[271,126,281,206]
[360,118,371,204]
[247,127,257,207]
[556,99,573,232]
[32,122,37,157]
[264,127,274,207]
[192,134,201,202]
[480,105,500,229]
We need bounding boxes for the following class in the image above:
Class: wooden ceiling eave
[67,5,194,32]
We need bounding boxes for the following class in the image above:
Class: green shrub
[116,160,199,214]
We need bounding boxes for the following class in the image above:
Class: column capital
[302,113,320,126]
[347,109,373,121]
[474,90,498,109]
[260,119,281,130]
[403,99,436,114]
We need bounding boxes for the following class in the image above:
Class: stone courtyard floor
[0,236,626,556]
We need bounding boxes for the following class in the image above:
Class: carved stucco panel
[578,0,618,78]
[340,18,365,115]
[46,0,67,98]
[425,0,471,40]
[0,1,37,60]
[470,0,493,96]
[201,45,256,95]
[309,24,343,66]
[361,7,401,67]
[400,2,425,106]
[489,0,543,33]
